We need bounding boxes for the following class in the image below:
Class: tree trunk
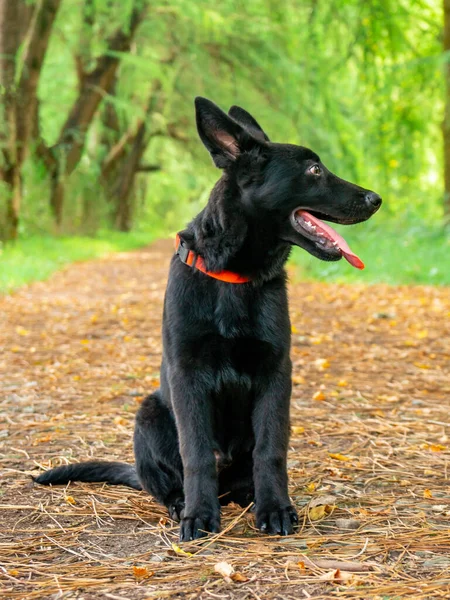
[49,2,148,225]
[443,0,450,224]
[0,0,61,240]
[113,121,148,231]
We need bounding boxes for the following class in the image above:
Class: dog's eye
[308,164,321,176]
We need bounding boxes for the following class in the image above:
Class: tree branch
[136,164,161,172]
[51,1,148,176]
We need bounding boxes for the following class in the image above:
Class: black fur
[35,97,381,541]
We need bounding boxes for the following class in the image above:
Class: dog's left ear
[228,106,270,142]
[195,97,261,168]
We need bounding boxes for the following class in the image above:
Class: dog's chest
[214,290,253,338]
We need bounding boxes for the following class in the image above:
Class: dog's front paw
[179,508,221,541]
[256,504,298,535]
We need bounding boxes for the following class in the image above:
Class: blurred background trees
[0,0,448,273]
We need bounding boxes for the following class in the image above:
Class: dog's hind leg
[134,392,185,521]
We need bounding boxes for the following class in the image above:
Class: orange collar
[175,234,251,284]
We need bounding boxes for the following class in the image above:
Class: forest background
[1,0,449,291]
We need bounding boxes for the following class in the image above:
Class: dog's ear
[228,105,270,143]
[195,97,261,168]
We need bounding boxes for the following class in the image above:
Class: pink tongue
[297,210,365,270]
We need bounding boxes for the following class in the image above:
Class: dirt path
[1,240,449,599]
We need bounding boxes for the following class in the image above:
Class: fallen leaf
[292,425,305,435]
[133,565,153,579]
[171,543,193,557]
[329,452,351,462]
[65,495,76,505]
[309,504,327,520]
[214,561,234,583]
[315,358,330,370]
[309,494,336,520]
[319,569,339,581]
[424,489,433,499]
[292,375,305,385]
[16,326,29,336]
[422,443,447,452]
[231,572,248,582]
[313,391,326,401]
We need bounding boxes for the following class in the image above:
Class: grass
[1,220,448,295]
[0,230,153,294]
[291,220,450,286]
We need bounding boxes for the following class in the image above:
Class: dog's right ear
[195,97,260,168]
[228,106,270,143]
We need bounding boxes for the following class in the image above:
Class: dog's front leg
[252,370,298,535]
[171,371,220,541]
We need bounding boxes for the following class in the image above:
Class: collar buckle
[176,239,190,264]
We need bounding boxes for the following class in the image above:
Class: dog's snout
[364,191,382,209]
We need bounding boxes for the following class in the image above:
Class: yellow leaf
[291,325,299,334]
[72,375,81,381]
[16,326,29,336]
[424,469,439,476]
[292,375,305,385]
[337,379,348,387]
[371,409,385,418]
[123,335,133,342]
[414,362,432,370]
[114,416,128,426]
[308,495,335,520]
[171,543,193,557]
[313,391,326,401]
[309,505,326,520]
[33,434,51,445]
[423,444,446,452]
[424,489,433,499]
[416,329,428,339]
[8,569,19,577]
[329,453,351,462]
[80,339,89,345]
[65,495,76,505]
[292,426,305,435]
[306,482,317,493]
[315,358,330,370]
[133,566,153,579]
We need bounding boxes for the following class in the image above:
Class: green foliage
[7,0,449,286]
[291,219,450,285]
[0,231,153,293]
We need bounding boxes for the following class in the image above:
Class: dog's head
[195,97,381,269]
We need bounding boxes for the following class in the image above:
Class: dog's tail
[33,461,142,490]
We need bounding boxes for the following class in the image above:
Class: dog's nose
[365,192,382,209]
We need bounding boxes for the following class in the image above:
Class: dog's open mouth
[292,210,365,270]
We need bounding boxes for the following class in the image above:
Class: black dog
[35,98,381,541]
